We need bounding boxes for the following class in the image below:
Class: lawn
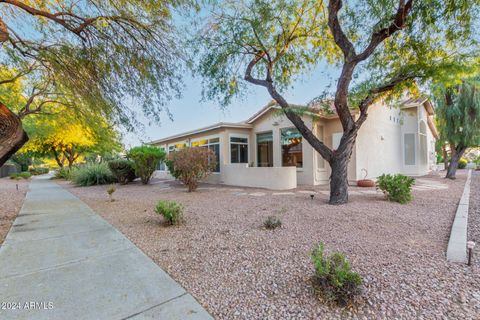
[60,171,480,319]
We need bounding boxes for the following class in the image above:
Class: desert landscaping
[58,170,480,319]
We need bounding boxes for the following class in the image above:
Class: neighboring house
[150,95,438,190]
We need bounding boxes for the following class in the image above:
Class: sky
[123,61,341,148]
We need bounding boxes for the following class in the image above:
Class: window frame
[229,134,249,164]
[280,126,304,169]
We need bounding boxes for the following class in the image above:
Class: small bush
[127,146,166,184]
[263,216,282,230]
[71,163,117,186]
[311,243,363,306]
[167,147,217,192]
[458,158,468,169]
[53,167,74,180]
[155,200,184,225]
[18,171,32,179]
[29,167,49,175]
[106,184,116,202]
[376,174,415,204]
[108,159,136,184]
[9,173,21,180]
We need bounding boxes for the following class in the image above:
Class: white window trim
[228,133,249,164]
[280,126,304,169]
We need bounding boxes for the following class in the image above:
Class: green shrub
[9,173,21,180]
[19,171,32,179]
[53,167,74,180]
[29,167,49,175]
[311,243,363,306]
[127,146,166,184]
[167,147,217,192]
[71,163,117,186]
[108,159,136,184]
[376,174,415,204]
[458,158,468,169]
[155,200,184,225]
[263,216,282,230]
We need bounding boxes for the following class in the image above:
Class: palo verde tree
[434,78,480,179]
[0,0,188,166]
[196,0,480,204]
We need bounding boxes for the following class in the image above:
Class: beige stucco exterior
[151,97,438,190]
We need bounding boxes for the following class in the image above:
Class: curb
[446,169,472,263]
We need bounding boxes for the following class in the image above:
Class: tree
[0,0,186,165]
[434,79,480,179]
[196,0,480,204]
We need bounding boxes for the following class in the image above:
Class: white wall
[222,163,297,190]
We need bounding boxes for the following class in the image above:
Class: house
[150,96,438,190]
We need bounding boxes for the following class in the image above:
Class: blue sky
[123,61,340,147]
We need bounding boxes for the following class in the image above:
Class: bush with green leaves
[71,163,117,186]
[53,167,74,180]
[155,200,184,225]
[108,159,136,184]
[311,243,363,306]
[19,172,32,179]
[376,174,415,204]
[458,158,468,169]
[29,167,49,175]
[167,147,217,192]
[9,173,21,180]
[127,146,166,184]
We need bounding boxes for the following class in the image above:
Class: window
[281,127,303,168]
[230,137,248,163]
[404,133,416,165]
[257,132,273,167]
[316,125,325,169]
[191,137,220,172]
[157,147,166,170]
[332,132,342,150]
[419,121,427,165]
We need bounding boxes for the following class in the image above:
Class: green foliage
[10,172,32,179]
[53,167,74,180]
[458,158,468,169]
[10,153,32,171]
[263,216,282,230]
[167,147,217,192]
[108,159,136,184]
[9,173,21,180]
[155,200,184,225]
[71,163,117,187]
[127,146,166,184]
[434,79,480,150]
[29,167,49,175]
[311,243,363,306]
[377,174,415,204]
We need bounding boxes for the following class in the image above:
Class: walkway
[0,176,212,320]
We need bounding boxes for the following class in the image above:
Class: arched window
[419,121,427,165]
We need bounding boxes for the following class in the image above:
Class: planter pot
[357,179,375,187]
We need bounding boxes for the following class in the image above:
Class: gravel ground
[468,171,480,267]
[0,177,30,245]
[60,170,480,319]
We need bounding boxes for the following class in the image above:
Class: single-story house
[150,95,438,190]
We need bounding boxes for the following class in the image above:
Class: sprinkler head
[310,194,315,200]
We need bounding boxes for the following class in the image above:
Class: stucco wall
[222,163,297,190]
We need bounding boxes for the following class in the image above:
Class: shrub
[53,167,74,180]
[155,200,184,225]
[29,167,49,175]
[311,243,363,305]
[9,173,21,180]
[167,147,217,192]
[376,174,415,204]
[19,171,32,179]
[263,216,282,230]
[71,163,117,186]
[106,184,116,202]
[108,159,136,184]
[127,146,166,184]
[458,158,468,169]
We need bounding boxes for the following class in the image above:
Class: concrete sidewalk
[0,176,212,320]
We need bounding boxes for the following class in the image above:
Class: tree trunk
[329,154,350,204]
[0,102,29,167]
[446,145,467,179]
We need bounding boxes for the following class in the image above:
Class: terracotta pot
[357,179,375,187]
